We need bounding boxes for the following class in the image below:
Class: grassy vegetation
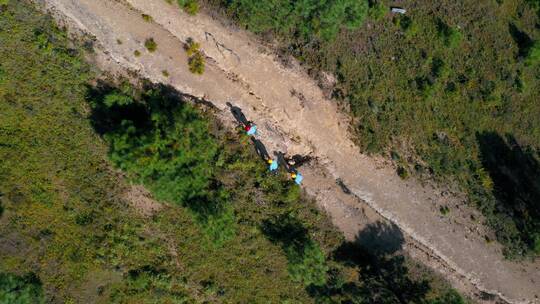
[185,38,205,74]
[141,13,153,22]
[211,0,368,41]
[177,0,200,15]
[0,273,44,303]
[144,38,157,52]
[206,0,540,258]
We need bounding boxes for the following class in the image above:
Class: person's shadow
[251,137,270,161]
[226,102,248,126]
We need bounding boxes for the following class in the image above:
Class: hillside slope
[32,0,540,302]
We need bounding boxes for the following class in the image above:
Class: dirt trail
[33,0,539,302]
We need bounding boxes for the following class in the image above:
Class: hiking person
[291,171,303,185]
[268,158,278,171]
[245,121,257,136]
[275,151,303,184]
[226,102,248,126]
[285,154,312,170]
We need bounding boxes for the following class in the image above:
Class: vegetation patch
[141,13,153,22]
[178,0,199,15]
[0,272,44,304]
[184,38,205,74]
[144,38,157,52]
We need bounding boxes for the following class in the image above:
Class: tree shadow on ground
[476,131,540,253]
[509,23,534,58]
[86,81,150,136]
[86,80,227,223]
[309,221,431,303]
[352,220,405,256]
[87,80,217,136]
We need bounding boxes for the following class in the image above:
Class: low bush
[526,40,540,66]
[188,52,205,74]
[184,38,205,74]
[141,13,153,22]
[178,0,199,15]
[0,272,44,304]
[144,38,157,52]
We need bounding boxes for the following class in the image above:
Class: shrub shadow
[309,221,431,303]
[476,131,540,252]
[509,23,533,58]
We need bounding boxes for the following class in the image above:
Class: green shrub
[368,1,387,20]
[397,166,409,179]
[178,0,199,15]
[286,241,328,287]
[185,39,205,74]
[222,0,368,41]
[144,38,157,52]
[526,40,540,66]
[141,14,153,22]
[188,52,205,74]
[185,38,200,57]
[439,206,450,215]
[134,50,141,57]
[436,19,462,47]
[0,272,44,304]
[103,92,134,107]
[184,0,199,15]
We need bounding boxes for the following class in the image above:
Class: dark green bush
[0,272,44,304]
[144,38,157,52]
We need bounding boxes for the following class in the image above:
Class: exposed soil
[31,0,540,303]
[123,185,162,217]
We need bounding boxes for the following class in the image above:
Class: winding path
[33,0,539,302]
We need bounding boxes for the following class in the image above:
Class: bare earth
[32,0,539,302]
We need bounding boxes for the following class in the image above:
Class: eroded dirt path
[33,0,539,302]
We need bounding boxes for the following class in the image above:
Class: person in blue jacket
[268,158,278,171]
[291,171,303,185]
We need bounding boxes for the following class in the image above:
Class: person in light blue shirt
[268,158,278,171]
[291,172,303,185]
[246,122,257,136]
